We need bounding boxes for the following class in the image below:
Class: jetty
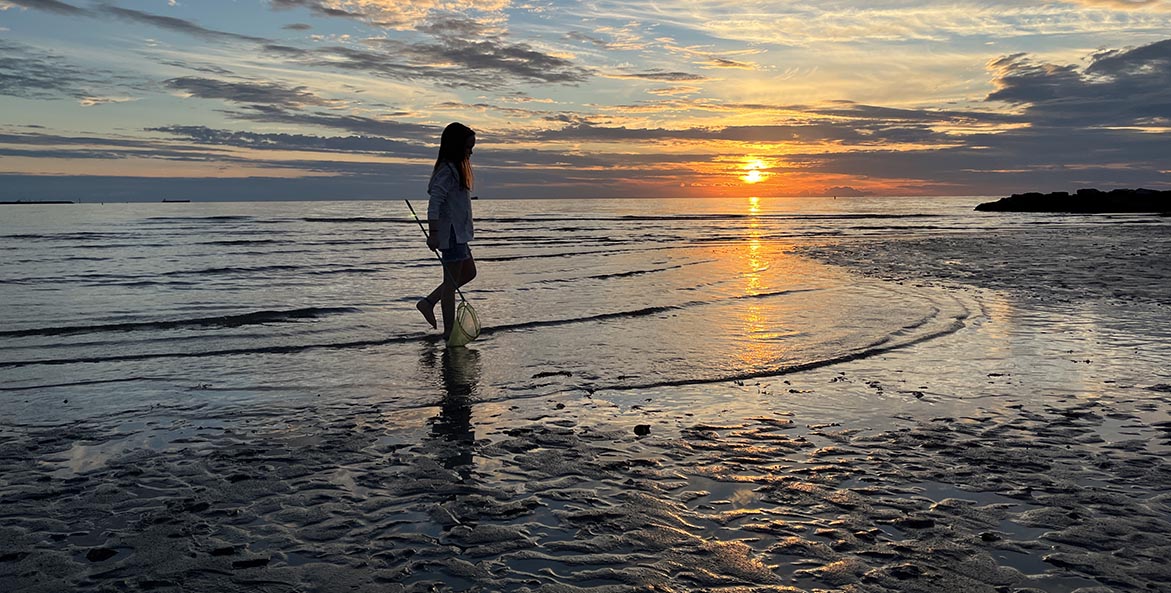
[976,188,1171,213]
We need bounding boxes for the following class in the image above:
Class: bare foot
[417,298,437,329]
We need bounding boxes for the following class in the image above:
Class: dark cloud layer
[0,41,89,99]
[261,38,589,90]
[226,105,436,139]
[0,130,234,162]
[5,0,89,15]
[260,14,593,89]
[0,40,141,100]
[10,4,591,95]
[527,119,954,146]
[987,37,1171,126]
[150,125,431,158]
[0,173,409,201]
[608,71,708,82]
[97,4,270,44]
[164,77,330,108]
[269,0,365,19]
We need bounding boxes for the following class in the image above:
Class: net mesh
[447,300,480,347]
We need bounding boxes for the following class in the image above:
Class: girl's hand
[426,234,439,251]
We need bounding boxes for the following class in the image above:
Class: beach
[2,198,1170,592]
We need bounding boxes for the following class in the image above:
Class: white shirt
[426,162,474,249]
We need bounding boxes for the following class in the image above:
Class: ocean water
[2,196,1169,426]
[5,196,1171,593]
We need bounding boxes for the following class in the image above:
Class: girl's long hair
[434,122,475,190]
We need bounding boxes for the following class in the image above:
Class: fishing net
[447,300,480,347]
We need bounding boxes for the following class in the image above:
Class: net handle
[405,199,468,303]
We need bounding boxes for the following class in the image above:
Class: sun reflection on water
[736,198,788,369]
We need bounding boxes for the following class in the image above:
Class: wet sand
[4,223,1171,592]
[3,334,1170,592]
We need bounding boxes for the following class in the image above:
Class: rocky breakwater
[975,188,1171,213]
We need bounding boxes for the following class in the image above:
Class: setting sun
[742,160,767,184]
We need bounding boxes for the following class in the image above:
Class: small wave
[153,264,384,279]
[145,216,255,222]
[0,335,422,368]
[0,291,820,368]
[0,234,51,240]
[302,216,405,223]
[0,376,174,392]
[197,239,283,246]
[160,264,304,277]
[596,307,970,393]
[479,245,675,263]
[94,280,201,288]
[0,307,359,338]
[14,264,387,284]
[473,288,822,333]
[539,260,712,284]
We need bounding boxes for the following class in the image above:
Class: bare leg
[439,264,457,338]
[438,257,477,339]
[417,297,437,329]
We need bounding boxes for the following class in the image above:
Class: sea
[2,196,1169,426]
[5,196,1171,592]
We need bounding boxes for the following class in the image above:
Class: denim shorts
[439,241,471,262]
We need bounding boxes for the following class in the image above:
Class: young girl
[417,122,477,339]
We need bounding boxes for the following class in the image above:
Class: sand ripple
[2,379,1169,592]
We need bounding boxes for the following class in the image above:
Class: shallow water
[3,197,1171,592]
[6,196,1166,426]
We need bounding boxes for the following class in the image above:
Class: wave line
[0,307,359,338]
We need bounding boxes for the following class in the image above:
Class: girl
[417,122,477,339]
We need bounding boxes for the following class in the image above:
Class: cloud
[700,58,756,69]
[773,115,1171,193]
[157,60,235,76]
[568,2,1171,47]
[565,26,650,52]
[226,105,437,139]
[78,95,138,107]
[566,31,613,48]
[1065,0,1171,9]
[164,77,332,108]
[605,70,707,82]
[149,125,431,157]
[97,4,270,44]
[0,173,411,201]
[647,86,702,96]
[824,186,870,197]
[263,0,511,30]
[1,0,89,15]
[261,17,591,89]
[0,40,133,100]
[809,102,1019,125]
[408,15,591,86]
[270,0,366,19]
[525,110,971,147]
[0,130,232,161]
[987,37,1171,126]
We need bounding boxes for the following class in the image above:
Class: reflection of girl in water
[417,122,478,341]
[428,346,480,471]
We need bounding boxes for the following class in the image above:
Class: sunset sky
[2,0,1169,200]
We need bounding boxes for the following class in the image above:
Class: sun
[741,159,766,184]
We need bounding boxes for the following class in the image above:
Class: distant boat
[161,199,191,203]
